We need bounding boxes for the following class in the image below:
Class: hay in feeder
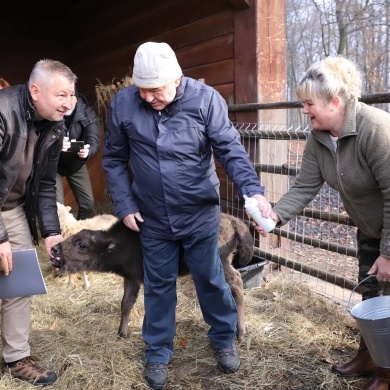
[95,75,133,120]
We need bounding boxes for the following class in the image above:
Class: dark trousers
[140,225,238,364]
[56,165,96,220]
[357,230,390,300]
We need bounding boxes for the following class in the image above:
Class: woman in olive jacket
[268,57,390,390]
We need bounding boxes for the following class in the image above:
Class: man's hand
[78,144,90,159]
[122,212,144,232]
[0,240,13,275]
[45,234,64,258]
[62,137,71,152]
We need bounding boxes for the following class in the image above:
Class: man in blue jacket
[103,42,272,390]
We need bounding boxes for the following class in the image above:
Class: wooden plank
[257,0,287,106]
[214,83,234,103]
[183,59,234,87]
[229,0,250,9]
[233,0,257,123]
[74,51,234,94]
[0,5,68,39]
[1,39,64,55]
[256,0,287,251]
[176,35,233,69]
[157,11,233,50]
[69,0,232,61]
[69,0,186,33]
[1,51,67,85]
[71,15,233,90]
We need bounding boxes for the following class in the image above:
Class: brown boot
[359,366,390,390]
[332,336,376,377]
[3,356,57,386]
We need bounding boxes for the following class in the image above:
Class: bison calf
[50,213,253,341]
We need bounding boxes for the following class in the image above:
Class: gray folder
[0,249,47,299]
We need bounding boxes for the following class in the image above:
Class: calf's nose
[50,244,63,268]
[51,244,61,258]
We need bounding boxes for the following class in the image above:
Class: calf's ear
[97,236,118,252]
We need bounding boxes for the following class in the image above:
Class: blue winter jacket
[103,76,264,239]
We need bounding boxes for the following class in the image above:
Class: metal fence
[224,94,390,305]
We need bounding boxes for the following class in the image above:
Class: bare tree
[287,0,390,109]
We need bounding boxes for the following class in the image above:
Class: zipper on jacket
[194,128,203,157]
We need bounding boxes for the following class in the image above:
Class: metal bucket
[350,276,390,368]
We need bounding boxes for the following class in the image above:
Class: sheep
[56,202,118,289]
[50,213,254,341]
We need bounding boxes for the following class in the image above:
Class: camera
[67,141,84,152]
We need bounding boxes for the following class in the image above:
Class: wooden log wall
[0,2,71,85]
[66,0,243,210]
[69,0,238,103]
[0,0,286,219]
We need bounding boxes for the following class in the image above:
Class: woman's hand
[368,255,390,281]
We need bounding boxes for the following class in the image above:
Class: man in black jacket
[56,91,100,220]
[0,59,77,386]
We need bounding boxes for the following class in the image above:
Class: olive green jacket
[273,99,390,257]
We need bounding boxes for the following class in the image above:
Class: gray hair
[296,56,362,104]
[28,59,77,88]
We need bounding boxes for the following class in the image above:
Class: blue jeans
[141,225,238,364]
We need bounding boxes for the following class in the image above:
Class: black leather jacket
[0,83,65,244]
[57,92,100,176]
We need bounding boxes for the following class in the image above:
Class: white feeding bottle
[243,195,276,232]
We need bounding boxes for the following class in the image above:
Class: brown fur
[51,213,253,341]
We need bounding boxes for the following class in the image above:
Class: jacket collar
[22,83,36,124]
[339,97,359,139]
[71,92,92,124]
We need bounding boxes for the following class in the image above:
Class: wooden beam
[233,0,258,123]
[229,0,250,10]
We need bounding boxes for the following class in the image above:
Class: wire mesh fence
[220,121,359,305]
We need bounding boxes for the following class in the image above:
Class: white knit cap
[132,42,182,89]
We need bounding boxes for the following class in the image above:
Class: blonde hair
[296,56,362,104]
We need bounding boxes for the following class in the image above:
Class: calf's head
[50,229,119,273]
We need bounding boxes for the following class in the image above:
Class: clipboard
[0,249,47,299]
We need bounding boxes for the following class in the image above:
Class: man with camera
[56,92,100,220]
